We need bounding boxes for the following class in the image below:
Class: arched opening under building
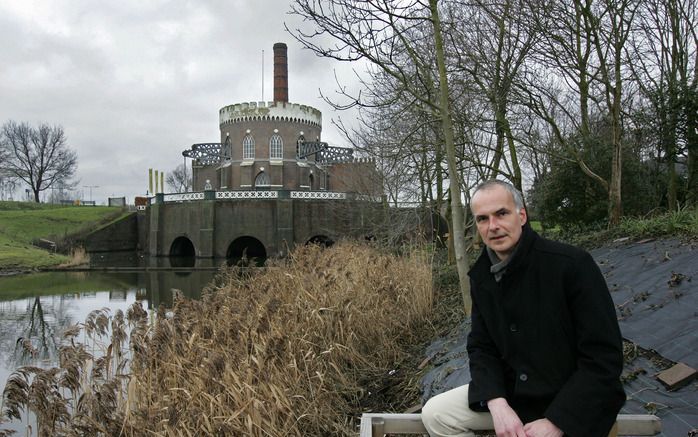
[306,235,334,248]
[227,236,267,266]
[169,236,196,268]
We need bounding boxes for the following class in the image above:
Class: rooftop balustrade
[147,190,382,205]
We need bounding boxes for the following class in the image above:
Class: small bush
[541,207,698,248]
[618,206,698,237]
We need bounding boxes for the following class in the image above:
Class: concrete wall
[146,197,371,258]
[85,198,442,257]
[84,212,139,252]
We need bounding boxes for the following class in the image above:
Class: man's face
[471,185,527,261]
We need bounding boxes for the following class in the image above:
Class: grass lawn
[0,201,123,270]
[0,233,69,269]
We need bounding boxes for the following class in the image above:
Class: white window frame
[243,134,255,160]
[270,134,283,159]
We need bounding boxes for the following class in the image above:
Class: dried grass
[1,241,433,436]
[58,247,90,268]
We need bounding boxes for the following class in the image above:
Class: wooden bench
[359,413,661,436]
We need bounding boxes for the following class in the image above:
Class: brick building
[185,43,380,197]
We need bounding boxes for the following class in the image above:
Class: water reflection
[88,252,227,270]
[169,255,196,268]
[0,263,220,432]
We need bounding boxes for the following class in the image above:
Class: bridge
[84,189,444,263]
[145,189,381,262]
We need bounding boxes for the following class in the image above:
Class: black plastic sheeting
[421,238,698,436]
[595,238,698,367]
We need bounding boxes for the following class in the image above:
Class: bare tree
[166,163,192,193]
[336,88,446,207]
[0,144,18,199]
[522,0,637,226]
[0,121,78,203]
[449,0,537,191]
[288,0,474,312]
[627,0,698,208]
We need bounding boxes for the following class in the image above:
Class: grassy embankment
[0,201,125,271]
[0,242,435,436]
[540,206,698,247]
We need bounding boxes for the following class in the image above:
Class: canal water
[0,254,223,433]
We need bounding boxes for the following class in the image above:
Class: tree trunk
[608,43,624,225]
[429,0,471,314]
[686,83,698,205]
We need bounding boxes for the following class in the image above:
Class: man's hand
[487,398,526,437]
[523,418,563,437]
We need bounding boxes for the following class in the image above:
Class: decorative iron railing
[163,192,205,202]
[152,190,375,204]
[216,190,279,199]
[290,191,347,200]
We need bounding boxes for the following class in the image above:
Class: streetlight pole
[83,185,99,203]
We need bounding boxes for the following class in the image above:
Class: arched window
[296,135,306,160]
[254,171,270,188]
[243,134,255,160]
[308,173,314,190]
[222,135,232,160]
[270,134,283,159]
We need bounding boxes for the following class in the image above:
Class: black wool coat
[467,225,626,437]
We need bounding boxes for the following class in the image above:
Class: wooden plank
[360,414,427,434]
[358,413,660,436]
[359,415,374,437]
[371,418,385,436]
[617,414,662,435]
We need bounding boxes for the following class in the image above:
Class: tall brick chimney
[273,42,288,103]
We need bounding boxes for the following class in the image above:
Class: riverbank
[0,201,123,272]
[0,242,436,435]
[2,208,697,434]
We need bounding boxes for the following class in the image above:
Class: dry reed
[58,247,90,268]
[1,241,433,436]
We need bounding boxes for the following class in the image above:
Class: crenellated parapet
[348,157,376,164]
[219,101,322,128]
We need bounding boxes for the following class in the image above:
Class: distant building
[183,43,381,197]
[114,43,388,262]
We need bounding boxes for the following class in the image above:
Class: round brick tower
[215,43,325,191]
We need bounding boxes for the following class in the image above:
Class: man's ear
[519,207,528,225]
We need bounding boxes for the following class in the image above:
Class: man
[422,180,625,437]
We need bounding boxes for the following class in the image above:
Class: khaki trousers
[421,385,494,437]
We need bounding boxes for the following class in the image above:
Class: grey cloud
[0,0,360,203]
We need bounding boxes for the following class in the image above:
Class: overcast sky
[0,0,362,203]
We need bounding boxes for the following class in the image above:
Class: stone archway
[227,236,267,266]
[170,236,195,257]
[169,236,196,268]
[306,235,334,248]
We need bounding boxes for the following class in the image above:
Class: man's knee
[421,395,440,430]
[421,392,455,434]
